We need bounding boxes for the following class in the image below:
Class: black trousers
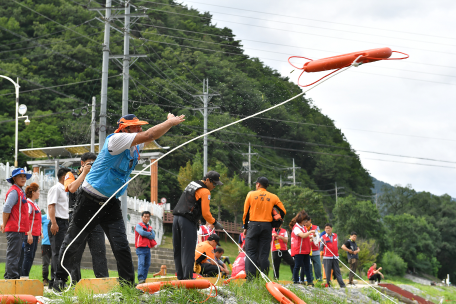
[172,215,197,280]
[272,250,294,280]
[244,221,272,280]
[200,263,219,277]
[369,273,382,283]
[49,218,69,284]
[55,192,135,285]
[68,212,109,283]
[41,245,52,281]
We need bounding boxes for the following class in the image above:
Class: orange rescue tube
[223,270,246,284]
[0,295,43,304]
[266,282,306,304]
[303,47,392,73]
[136,279,211,294]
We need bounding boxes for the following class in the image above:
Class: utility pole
[241,143,258,188]
[286,158,300,186]
[280,175,282,188]
[192,79,220,175]
[335,182,338,204]
[90,1,147,227]
[90,96,96,153]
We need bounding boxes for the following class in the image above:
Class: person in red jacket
[367,263,384,285]
[289,211,315,285]
[1,168,31,279]
[271,224,294,280]
[19,183,41,277]
[304,216,322,282]
[320,223,346,288]
[135,211,157,284]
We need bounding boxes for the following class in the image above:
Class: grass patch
[223,277,277,303]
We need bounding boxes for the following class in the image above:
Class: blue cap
[7,168,32,184]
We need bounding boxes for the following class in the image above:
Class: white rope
[320,239,398,304]
[58,57,360,293]
[195,249,222,286]
[271,249,277,280]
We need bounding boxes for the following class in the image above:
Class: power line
[178,0,456,41]
[0,75,120,97]
[140,7,456,55]
[11,0,101,45]
[140,3,456,47]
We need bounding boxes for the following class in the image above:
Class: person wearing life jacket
[238,232,246,251]
[243,177,286,280]
[271,224,294,280]
[304,216,322,282]
[289,211,315,286]
[173,171,224,280]
[320,223,346,288]
[231,251,246,277]
[53,113,185,291]
[194,234,220,277]
[1,168,31,279]
[64,152,108,283]
[20,182,41,278]
[197,222,215,244]
[135,211,157,284]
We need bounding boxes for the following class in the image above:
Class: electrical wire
[0,75,120,97]
[11,0,101,45]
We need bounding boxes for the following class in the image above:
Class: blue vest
[86,133,140,198]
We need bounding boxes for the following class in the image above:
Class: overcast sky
[180,0,456,196]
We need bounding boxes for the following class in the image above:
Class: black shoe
[43,279,49,286]
[52,279,67,292]
[48,280,54,290]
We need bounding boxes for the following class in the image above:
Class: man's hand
[27,234,33,245]
[0,224,4,233]
[214,222,224,230]
[167,113,186,126]
[50,222,59,235]
[378,267,382,271]
[82,163,92,175]
[243,229,247,235]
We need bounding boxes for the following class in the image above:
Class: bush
[380,251,407,276]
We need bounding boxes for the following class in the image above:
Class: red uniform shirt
[291,224,311,256]
[4,185,29,233]
[271,228,288,252]
[27,199,42,237]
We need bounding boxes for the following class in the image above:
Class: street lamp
[0,75,29,167]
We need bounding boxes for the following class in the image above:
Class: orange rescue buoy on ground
[136,279,211,294]
[266,282,306,304]
[223,270,246,284]
[0,295,43,304]
[288,47,408,87]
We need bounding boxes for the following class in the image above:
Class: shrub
[380,251,407,276]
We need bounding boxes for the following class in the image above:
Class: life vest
[85,133,140,198]
[199,225,214,243]
[135,222,157,249]
[271,228,288,252]
[239,233,246,248]
[322,233,339,258]
[231,252,246,277]
[290,224,311,256]
[173,181,209,224]
[27,199,42,237]
[4,185,29,233]
[194,241,215,264]
[367,266,375,278]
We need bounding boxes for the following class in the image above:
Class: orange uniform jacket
[242,188,286,229]
[195,188,216,225]
[194,240,215,264]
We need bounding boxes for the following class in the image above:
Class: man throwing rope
[53,113,185,291]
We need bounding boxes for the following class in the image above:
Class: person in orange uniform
[242,176,286,280]
[173,171,224,280]
[194,234,220,277]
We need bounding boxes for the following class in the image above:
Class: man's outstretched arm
[131,113,185,146]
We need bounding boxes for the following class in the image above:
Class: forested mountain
[0,0,373,209]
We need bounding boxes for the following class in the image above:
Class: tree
[177,152,203,190]
[278,186,328,230]
[219,175,250,224]
[333,195,384,242]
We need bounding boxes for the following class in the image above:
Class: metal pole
[280,174,282,188]
[203,78,208,175]
[292,158,296,186]
[99,0,111,149]
[120,0,131,227]
[54,159,59,185]
[15,78,19,167]
[335,182,338,204]
[90,96,96,153]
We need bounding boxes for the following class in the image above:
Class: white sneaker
[374,282,378,285]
